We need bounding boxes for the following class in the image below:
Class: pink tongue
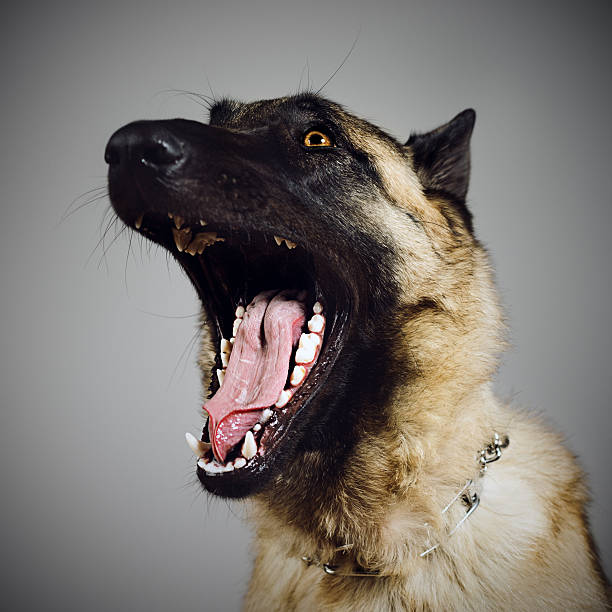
[205,291,305,462]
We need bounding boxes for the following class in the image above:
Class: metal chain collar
[301,433,510,577]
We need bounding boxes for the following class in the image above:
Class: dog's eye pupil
[304,130,332,147]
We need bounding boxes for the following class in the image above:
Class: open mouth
[104,114,362,497]
[129,209,351,496]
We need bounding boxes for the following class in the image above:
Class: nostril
[140,137,182,167]
[104,123,184,169]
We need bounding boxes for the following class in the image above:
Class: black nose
[104,121,183,170]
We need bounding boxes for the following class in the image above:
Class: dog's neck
[252,380,504,575]
[299,431,509,576]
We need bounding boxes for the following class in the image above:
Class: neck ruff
[300,433,510,577]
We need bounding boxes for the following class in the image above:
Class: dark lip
[118,208,354,497]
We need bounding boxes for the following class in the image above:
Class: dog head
[106,93,501,500]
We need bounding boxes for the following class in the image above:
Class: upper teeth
[169,212,303,255]
[184,232,223,255]
[273,236,297,249]
[172,227,192,252]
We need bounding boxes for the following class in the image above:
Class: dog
[105,93,610,610]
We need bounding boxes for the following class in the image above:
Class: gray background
[1,0,610,610]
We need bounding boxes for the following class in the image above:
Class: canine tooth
[185,432,211,458]
[313,301,323,314]
[232,318,242,336]
[308,314,325,333]
[290,365,307,386]
[172,227,192,252]
[199,219,207,226]
[235,305,245,319]
[242,431,257,460]
[134,214,144,229]
[216,368,225,386]
[234,457,247,469]
[253,423,262,432]
[261,408,273,423]
[274,235,283,246]
[221,352,230,368]
[230,337,235,344]
[173,215,185,229]
[275,389,292,408]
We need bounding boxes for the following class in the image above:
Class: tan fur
[197,109,609,610]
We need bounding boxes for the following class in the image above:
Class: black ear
[406,109,475,204]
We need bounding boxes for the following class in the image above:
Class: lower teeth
[189,303,326,473]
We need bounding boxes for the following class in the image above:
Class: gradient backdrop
[1,1,610,610]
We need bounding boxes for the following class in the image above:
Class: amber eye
[303,129,333,147]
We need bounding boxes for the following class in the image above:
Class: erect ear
[405,109,475,204]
